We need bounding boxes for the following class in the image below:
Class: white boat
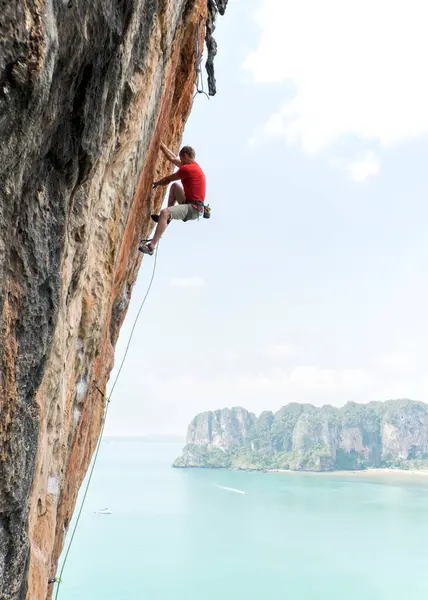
[217,485,247,495]
[95,507,112,514]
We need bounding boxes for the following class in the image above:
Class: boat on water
[217,485,247,495]
[95,507,112,514]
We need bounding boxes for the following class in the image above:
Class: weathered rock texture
[205,0,229,95]
[0,1,228,598]
[174,400,428,471]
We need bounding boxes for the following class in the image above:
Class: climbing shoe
[138,243,154,255]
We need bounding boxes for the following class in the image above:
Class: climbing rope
[54,243,159,599]
[194,17,210,100]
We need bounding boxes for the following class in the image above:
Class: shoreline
[266,467,428,477]
[175,464,428,478]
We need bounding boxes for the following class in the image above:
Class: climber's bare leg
[150,208,170,248]
[168,182,185,207]
[146,183,184,251]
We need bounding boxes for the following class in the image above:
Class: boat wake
[217,485,247,495]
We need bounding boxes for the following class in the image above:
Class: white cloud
[344,152,380,182]
[170,276,206,287]
[372,352,416,374]
[224,351,239,362]
[247,136,258,148]
[244,0,428,156]
[261,343,297,360]
[288,366,372,393]
[106,356,428,435]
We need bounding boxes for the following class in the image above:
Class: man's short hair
[179,146,196,159]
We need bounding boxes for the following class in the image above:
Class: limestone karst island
[174,400,428,471]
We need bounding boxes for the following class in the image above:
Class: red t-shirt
[176,162,206,202]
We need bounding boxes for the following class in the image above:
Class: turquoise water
[60,440,428,600]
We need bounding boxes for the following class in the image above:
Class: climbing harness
[53,243,160,599]
[185,199,211,219]
[194,17,210,100]
[150,203,211,222]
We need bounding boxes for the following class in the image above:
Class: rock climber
[139,142,206,255]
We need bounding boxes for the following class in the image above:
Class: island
[173,399,428,472]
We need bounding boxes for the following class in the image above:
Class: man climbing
[139,142,206,255]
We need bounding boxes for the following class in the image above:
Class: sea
[58,439,428,600]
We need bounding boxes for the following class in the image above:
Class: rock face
[0,1,228,598]
[174,400,428,471]
[187,407,256,450]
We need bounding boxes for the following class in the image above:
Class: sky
[105,0,428,436]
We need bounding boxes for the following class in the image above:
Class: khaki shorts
[168,203,201,222]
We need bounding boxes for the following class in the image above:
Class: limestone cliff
[0,1,228,598]
[174,400,428,471]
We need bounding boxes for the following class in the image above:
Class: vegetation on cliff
[174,400,428,472]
